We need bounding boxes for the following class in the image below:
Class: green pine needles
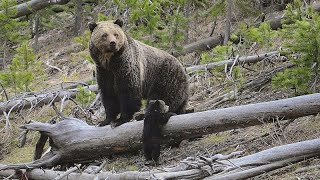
[0,43,43,95]
[75,85,96,108]
[114,0,189,49]
[272,1,320,95]
[0,0,29,43]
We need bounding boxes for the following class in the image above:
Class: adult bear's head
[88,19,126,54]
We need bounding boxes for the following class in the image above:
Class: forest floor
[1,12,320,180]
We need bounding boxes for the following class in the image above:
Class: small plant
[272,2,320,95]
[200,42,233,65]
[113,0,190,49]
[75,85,96,108]
[74,30,94,63]
[0,0,29,67]
[199,42,245,91]
[230,66,245,89]
[160,0,188,50]
[0,42,43,94]
[0,0,29,43]
[203,0,258,20]
[239,22,277,49]
[282,0,306,23]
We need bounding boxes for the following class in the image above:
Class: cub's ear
[114,19,124,28]
[88,22,97,32]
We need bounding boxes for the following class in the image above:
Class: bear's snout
[110,41,116,47]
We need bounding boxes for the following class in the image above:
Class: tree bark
[172,35,224,57]
[185,51,281,73]
[0,85,98,115]
[32,13,40,52]
[1,93,320,170]
[0,0,71,18]
[204,138,320,180]
[73,0,83,36]
[223,0,232,45]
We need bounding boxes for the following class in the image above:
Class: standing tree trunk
[223,0,232,45]
[32,13,40,52]
[2,40,7,68]
[184,0,191,44]
[74,0,83,36]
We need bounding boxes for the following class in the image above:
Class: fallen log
[0,85,98,115]
[185,51,280,73]
[1,93,320,170]
[0,0,71,18]
[172,34,224,57]
[1,138,320,180]
[204,138,320,180]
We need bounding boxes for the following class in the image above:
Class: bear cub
[143,100,175,164]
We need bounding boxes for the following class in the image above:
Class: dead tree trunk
[0,85,98,115]
[73,0,83,36]
[223,0,232,45]
[172,34,224,57]
[0,0,71,18]
[204,138,320,180]
[1,138,320,180]
[186,51,281,73]
[1,93,320,170]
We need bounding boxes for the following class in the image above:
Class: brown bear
[88,19,189,127]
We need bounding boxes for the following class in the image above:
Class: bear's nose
[110,41,116,47]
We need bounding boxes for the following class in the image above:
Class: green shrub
[272,2,320,95]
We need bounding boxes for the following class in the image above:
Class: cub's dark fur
[88,19,189,127]
[143,100,175,163]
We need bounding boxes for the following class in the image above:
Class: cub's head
[88,19,126,54]
[146,100,169,115]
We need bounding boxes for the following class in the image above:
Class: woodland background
[1,0,320,179]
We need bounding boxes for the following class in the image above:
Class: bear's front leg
[110,94,141,127]
[111,69,142,127]
[99,94,120,126]
[96,69,120,126]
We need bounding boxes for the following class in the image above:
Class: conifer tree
[272,1,320,94]
[0,0,28,67]
[0,42,43,95]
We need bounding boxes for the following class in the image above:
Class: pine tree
[75,85,96,108]
[0,42,43,95]
[272,1,320,95]
[0,0,28,67]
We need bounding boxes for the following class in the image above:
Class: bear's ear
[88,22,97,32]
[114,19,124,28]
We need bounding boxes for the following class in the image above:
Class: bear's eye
[102,33,108,38]
[114,33,119,37]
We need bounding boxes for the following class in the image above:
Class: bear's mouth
[105,45,117,52]
[105,45,118,52]
[110,44,117,50]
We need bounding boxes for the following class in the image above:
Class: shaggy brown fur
[88,19,189,127]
